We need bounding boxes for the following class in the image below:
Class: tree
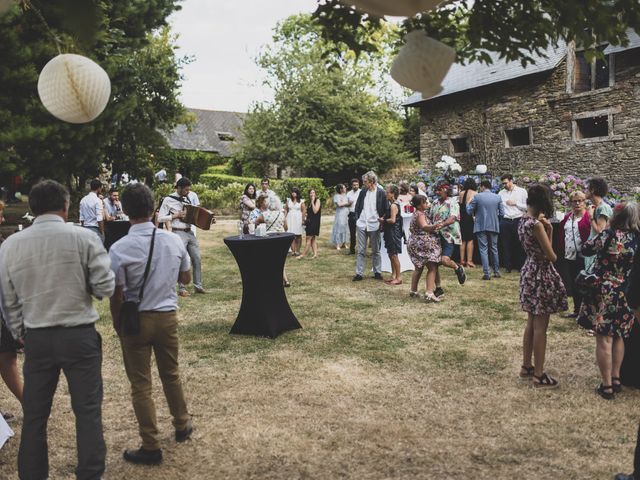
[0,0,187,189]
[313,0,640,66]
[237,14,408,182]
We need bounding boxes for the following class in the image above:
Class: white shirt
[357,189,379,231]
[498,185,528,219]
[79,191,104,227]
[346,189,361,213]
[564,214,584,261]
[157,191,198,230]
[0,215,115,336]
[155,169,167,182]
[187,191,199,234]
[109,223,190,312]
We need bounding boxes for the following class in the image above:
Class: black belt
[27,323,95,331]
[503,217,521,221]
[173,227,192,232]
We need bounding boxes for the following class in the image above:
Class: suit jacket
[354,186,388,220]
[467,190,504,233]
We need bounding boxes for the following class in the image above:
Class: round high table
[224,232,301,338]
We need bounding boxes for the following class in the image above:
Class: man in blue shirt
[109,183,193,466]
[467,180,505,280]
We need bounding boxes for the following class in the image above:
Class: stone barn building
[404,31,640,190]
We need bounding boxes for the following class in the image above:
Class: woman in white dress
[284,188,304,256]
[331,184,349,249]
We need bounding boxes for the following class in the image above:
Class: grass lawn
[0,217,638,479]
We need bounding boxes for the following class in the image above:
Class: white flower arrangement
[435,155,462,175]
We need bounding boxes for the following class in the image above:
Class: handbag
[120,227,156,336]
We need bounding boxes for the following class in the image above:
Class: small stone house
[404,31,640,190]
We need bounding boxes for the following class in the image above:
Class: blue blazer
[467,191,504,233]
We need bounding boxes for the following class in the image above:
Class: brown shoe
[176,419,193,442]
[178,289,190,297]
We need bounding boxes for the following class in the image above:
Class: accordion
[184,204,216,230]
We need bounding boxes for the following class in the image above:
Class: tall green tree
[238,14,407,182]
[0,0,187,189]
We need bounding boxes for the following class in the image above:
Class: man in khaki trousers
[109,183,193,465]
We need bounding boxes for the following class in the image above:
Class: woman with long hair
[458,177,477,267]
[518,184,568,388]
[240,183,257,232]
[284,188,304,256]
[331,184,349,249]
[381,185,403,285]
[299,188,321,259]
[577,202,640,399]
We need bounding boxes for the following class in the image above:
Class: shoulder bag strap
[267,211,281,231]
[138,228,157,301]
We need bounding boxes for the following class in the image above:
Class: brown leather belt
[173,227,192,232]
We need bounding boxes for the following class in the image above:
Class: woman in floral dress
[518,185,568,388]
[577,202,640,399]
[407,195,442,302]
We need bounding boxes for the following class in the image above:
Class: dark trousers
[634,421,640,476]
[564,257,585,313]
[20,325,105,480]
[499,218,524,271]
[348,212,357,253]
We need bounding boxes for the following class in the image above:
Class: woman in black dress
[382,185,402,285]
[299,188,321,259]
[458,177,477,267]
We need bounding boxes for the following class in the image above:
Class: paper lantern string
[23,0,62,54]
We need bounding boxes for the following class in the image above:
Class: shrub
[276,178,328,202]
[199,173,262,190]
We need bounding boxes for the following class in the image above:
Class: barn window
[573,49,613,93]
[505,127,532,147]
[450,137,469,153]
[574,115,609,140]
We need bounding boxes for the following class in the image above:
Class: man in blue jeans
[467,180,505,280]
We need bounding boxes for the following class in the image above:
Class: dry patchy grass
[0,218,638,479]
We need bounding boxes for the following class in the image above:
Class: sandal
[409,291,419,298]
[423,292,441,303]
[612,377,622,394]
[596,383,615,400]
[519,365,535,379]
[283,281,291,288]
[532,373,559,389]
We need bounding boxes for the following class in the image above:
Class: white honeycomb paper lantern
[0,0,16,16]
[37,54,111,124]
[390,30,455,100]
[476,164,488,175]
[345,0,443,17]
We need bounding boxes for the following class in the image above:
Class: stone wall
[418,48,640,191]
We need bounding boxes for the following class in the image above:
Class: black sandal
[532,373,559,389]
[596,383,615,400]
[612,377,622,394]
[519,365,535,379]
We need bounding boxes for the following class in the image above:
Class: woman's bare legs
[426,263,437,294]
[311,236,318,258]
[0,351,23,403]
[411,266,424,293]
[466,241,475,267]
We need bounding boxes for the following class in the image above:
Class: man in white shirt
[157,177,205,296]
[353,171,388,281]
[346,178,361,255]
[79,179,105,238]
[0,180,115,479]
[109,183,192,466]
[498,174,528,272]
[260,177,278,201]
[103,188,126,221]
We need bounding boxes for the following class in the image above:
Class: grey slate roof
[164,108,246,157]
[403,30,640,107]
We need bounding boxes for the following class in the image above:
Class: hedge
[198,173,328,201]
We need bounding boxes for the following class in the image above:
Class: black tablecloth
[224,232,301,338]
[104,221,131,251]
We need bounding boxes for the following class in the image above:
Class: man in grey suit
[467,180,505,280]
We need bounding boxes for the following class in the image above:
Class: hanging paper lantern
[476,164,488,175]
[344,0,443,17]
[37,54,111,124]
[390,30,455,100]
[0,0,16,16]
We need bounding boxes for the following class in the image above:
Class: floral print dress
[407,211,441,268]
[577,229,639,338]
[518,216,568,315]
